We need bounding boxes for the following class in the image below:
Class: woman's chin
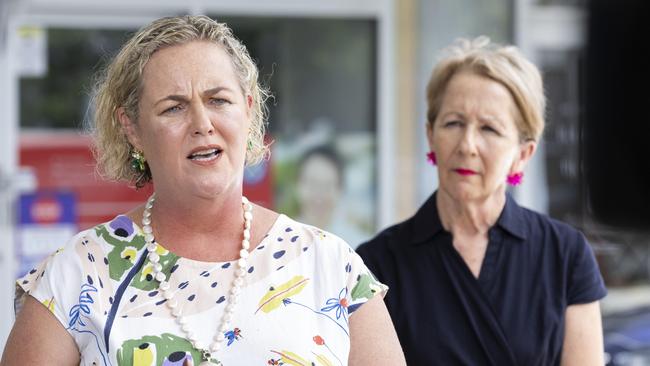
[441,184,486,203]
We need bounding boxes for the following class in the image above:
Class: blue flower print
[321,287,349,321]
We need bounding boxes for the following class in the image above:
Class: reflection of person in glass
[296,145,343,231]
[296,145,368,246]
[2,16,405,366]
[357,37,607,365]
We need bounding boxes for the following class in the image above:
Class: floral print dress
[16,214,387,366]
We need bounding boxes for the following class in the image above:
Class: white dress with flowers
[16,214,387,366]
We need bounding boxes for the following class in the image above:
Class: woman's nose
[458,127,479,155]
[190,103,214,136]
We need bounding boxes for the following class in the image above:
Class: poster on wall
[15,191,77,277]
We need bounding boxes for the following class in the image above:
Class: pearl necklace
[142,193,253,366]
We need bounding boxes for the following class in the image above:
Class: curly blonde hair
[426,36,546,142]
[90,15,270,188]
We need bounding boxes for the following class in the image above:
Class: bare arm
[560,301,604,366]
[348,295,406,366]
[1,295,79,366]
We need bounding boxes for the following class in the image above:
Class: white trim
[376,1,396,229]
[16,0,388,19]
[0,15,20,350]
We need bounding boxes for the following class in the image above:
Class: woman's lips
[455,168,477,176]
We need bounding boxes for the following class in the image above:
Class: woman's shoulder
[510,203,594,263]
[516,204,585,242]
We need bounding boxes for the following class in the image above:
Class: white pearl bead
[242,239,250,249]
[239,249,249,259]
[223,313,232,323]
[154,263,163,272]
[230,295,239,305]
[244,212,252,221]
[146,243,157,252]
[241,196,249,204]
[181,324,191,333]
[178,316,187,325]
[166,298,177,307]
[164,291,174,300]
[237,268,246,277]
[219,323,229,333]
[172,307,181,317]
[142,217,151,225]
[195,342,207,352]
[143,225,153,234]
[187,332,196,342]
[216,333,226,342]
[230,287,240,296]
[159,281,170,291]
[144,233,154,243]
[148,252,160,263]
[237,258,247,268]
[210,341,221,350]
[155,272,166,282]
[234,277,243,287]
[243,229,251,240]
[225,303,235,313]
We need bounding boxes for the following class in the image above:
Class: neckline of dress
[117,213,288,267]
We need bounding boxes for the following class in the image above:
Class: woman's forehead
[140,42,240,99]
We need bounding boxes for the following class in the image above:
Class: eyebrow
[154,86,234,106]
[479,115,507,129]
[442,111,507,128]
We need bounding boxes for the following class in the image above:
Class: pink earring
[426,151,437,165]
[507,172,524,186]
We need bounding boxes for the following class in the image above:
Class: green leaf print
[116,333,201,366]
[96,226,145,281]
[95,226,180,291]
[350,273,382,301]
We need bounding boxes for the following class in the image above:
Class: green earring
[131,150,146,172]
[247,139,253,152]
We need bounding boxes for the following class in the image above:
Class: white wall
[0,0,19,349]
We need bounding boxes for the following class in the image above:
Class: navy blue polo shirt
[357,192,607,365]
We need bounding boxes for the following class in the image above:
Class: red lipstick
[455,168,477,176]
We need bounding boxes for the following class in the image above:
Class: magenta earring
[426,151,437,165]
[507,172,524,186]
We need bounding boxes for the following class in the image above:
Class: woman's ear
[246,94,253,119]
[510,140,537,174]
[116,107,141,149]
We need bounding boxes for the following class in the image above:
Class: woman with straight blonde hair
[358,37,606,365]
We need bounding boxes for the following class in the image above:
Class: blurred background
[0,0,648,364]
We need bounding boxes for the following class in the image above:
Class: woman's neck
[436,188,507,237]
[142,186,246,260]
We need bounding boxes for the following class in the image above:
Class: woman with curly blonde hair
[2,15,405,366]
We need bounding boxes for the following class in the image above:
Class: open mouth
[187,148,222,161]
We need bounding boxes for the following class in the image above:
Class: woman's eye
[444,120,461,127]
[482,125,500,134]
[210,98,230,105]
[163,105,182,114]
